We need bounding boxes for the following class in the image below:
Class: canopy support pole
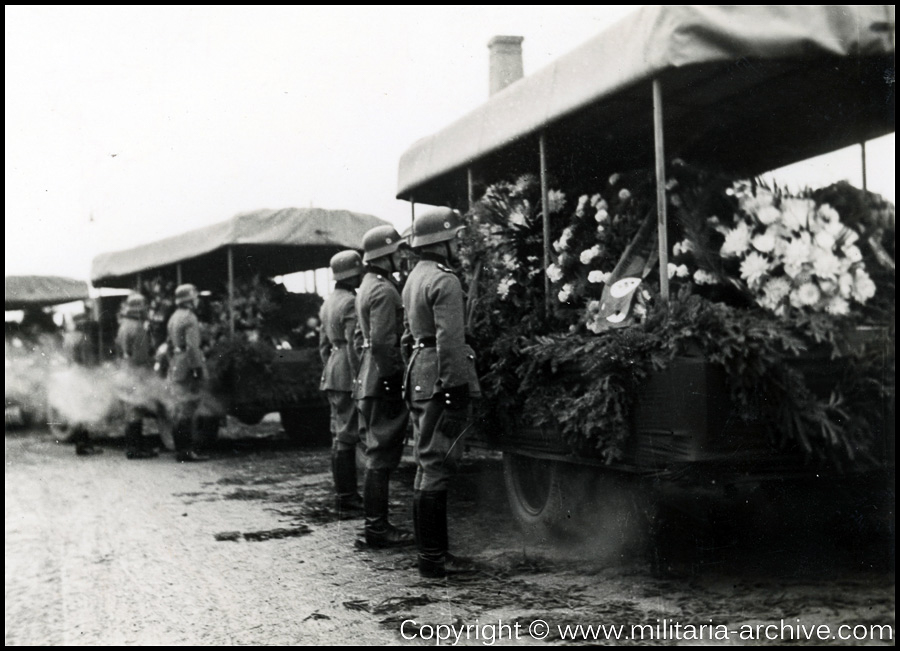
[652,78,670,306]
[411,196,416,228]
[467,168,475,209]
[176,264,182,286]
[227,246,235,336]
[539,132,552,312]
[136,273,142,292]
[861,141,868,192]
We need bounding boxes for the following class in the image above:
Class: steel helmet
[174,283,199,306]
[410,208,466,248]
[329,250,364,281]
[124,292,148,317]
[362,225,404,262]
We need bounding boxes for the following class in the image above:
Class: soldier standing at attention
[166,283,209,462]
[402,208,481,578]
[116,293,157,459]
[355,226,414,548]
[319,251,365,516]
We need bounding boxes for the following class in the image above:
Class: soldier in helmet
[319,250,365,516]
[355,225,414,548]
[402,208,481,578]
[115,292,158,459]
[166,283,209,462]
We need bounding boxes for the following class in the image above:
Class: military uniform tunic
[166,306,207,427]
[402,256,480,491]
[116,315,153,423]
[319,285,361,451]
[354,267,408,470]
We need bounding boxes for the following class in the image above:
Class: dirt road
[5,423,895,646]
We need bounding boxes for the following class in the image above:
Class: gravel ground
[5,421,895,646]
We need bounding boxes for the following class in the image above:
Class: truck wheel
[503,453,585,541]
[503,452,654,550]
[280,407,331,447]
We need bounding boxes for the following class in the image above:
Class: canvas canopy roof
[397,5,895,208]
[91,207,390,289]
[5,275,90,310]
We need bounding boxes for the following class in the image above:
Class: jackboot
[364,469,413,548]
[174,419,208,462]
[125,420,157,459]
[416,490,476,578]
[333,449,364,516]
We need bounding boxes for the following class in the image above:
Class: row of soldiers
[319,208,480,580]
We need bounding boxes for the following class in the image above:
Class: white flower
[508,210,528,228]
[579,245,601,265]
[547,190,566,215]
[781,198,814,232]
[673,239,693,257]
[693,269,718,285]
[596,224,606,235]
[851,268,876,303]
[817,203,841,226]
[576,195,589,217]
[814,230,836,251]
[546,263,563,283]
[739,252,770,288]
[812,250,841,280]
[587,300,601,312]
[589,194,603,208]
[825,296,850,316]
[608,173,621,186]
[842,245,863,263]
[665,178,678,191]
[496,277,516,299]
[618,188,631,201]
[840,228,860,247]
[552,227,573,253]
[763,277,791,304]
[783,237,813,268]
[838,272,854,299]
[720,221,752,257]
[588,270,610,284]
[670,194,682,207]
[558,283,573,303]
[595,209,609,223]
[789,282,821,308]
[502,253,518,271]
[755,205,781,226]
[667,263,689,279]
[752,232,776,253]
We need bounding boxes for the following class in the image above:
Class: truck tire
[503,453,586,541]
[280,406,331,447]
[503,452,654,550]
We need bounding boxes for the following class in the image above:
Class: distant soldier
[64,313,102,456]
[319,251,365,515]
[355,226,414,548]
[166,283,209,462]
[115,293,157,459]
[402,208,481,578]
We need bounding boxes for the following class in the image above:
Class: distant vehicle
[90,207,391,446]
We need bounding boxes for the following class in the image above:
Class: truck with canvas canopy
[396,5,895,541]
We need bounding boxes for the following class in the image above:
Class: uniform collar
[364,265,392,279]
[419,252,448,265]
[334,281,356,294]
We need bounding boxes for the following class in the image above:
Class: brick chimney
[488,35,524,96]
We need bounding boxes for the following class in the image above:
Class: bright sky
[5,6,895,286]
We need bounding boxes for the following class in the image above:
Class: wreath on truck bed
[140,275,324,414]
[460,162,895,470]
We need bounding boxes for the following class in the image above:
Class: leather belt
[414,337,436,348]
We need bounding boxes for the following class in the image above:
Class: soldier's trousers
[358,397,408,471]
[170,377,201,453]
[409,398,472,492]
[326,390,359,452]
